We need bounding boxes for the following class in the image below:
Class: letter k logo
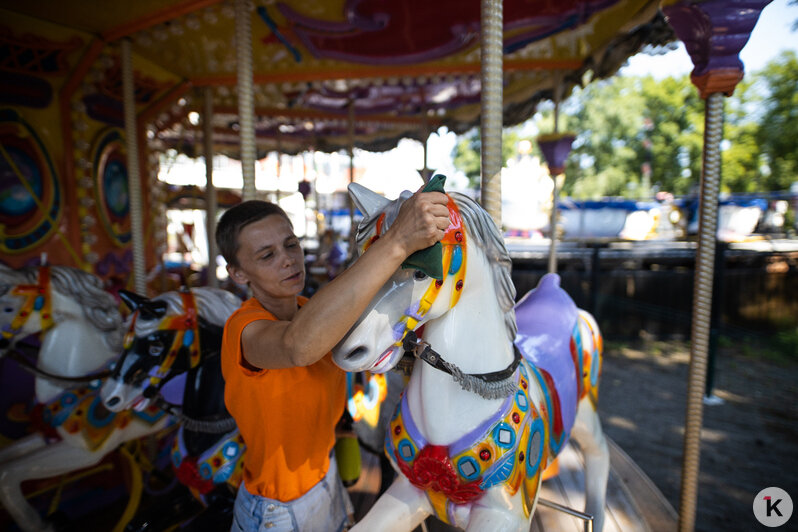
[755,488,792,527]
[765,496,783,517]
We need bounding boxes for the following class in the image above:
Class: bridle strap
[392,196,466,347]
[138,290,202,397]
[401,330,521,383]
[2,266,53,342]
[7,347,111,384]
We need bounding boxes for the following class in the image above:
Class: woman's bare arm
[241,190,450,369]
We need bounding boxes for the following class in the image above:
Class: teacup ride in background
[0,264,172,532]
[332,176,609,532]
[101,287,243,531]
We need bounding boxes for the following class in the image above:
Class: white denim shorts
[231,455,353,532]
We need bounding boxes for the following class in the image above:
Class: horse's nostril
[345,346,367,361]
[106,396,120,407]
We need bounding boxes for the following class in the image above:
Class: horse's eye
[4,307,13,313]
[132,369,147,385]
[149,342,165,356]
[413,270,428,281]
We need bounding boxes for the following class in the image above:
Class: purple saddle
[513,273,579,446]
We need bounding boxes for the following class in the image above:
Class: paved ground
[598,337,798,532]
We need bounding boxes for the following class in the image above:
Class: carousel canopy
[1,0,675,156]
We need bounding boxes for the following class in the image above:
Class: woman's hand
[382,191,451,256]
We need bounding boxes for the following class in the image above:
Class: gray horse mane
[0,264,124,351]
[133,287,241,336]
[449,193,517,342]
[356,191,517,342]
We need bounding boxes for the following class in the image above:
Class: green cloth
[401,174,447,280]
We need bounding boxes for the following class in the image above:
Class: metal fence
[510,241,798,341]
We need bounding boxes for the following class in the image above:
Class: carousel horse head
[0,263,122,355]
[334,174,516,375]
[0,263,123,404]
[101,287,240,413]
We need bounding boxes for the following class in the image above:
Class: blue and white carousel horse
[332,176,610,532]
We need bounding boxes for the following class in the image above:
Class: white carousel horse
[332,177,610,532]
[100,287,243,530]
[0,264,122,402]
[0,264,166,532]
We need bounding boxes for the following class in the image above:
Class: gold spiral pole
[121,39,146,294]
[204,86,218,287]
[479,0,503,227]
[235,0,257,201]
[678,92,724,532]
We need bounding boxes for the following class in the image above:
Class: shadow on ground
[598,338,798,532]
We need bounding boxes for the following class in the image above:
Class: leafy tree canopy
[451,51,797,199]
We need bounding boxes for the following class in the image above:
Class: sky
[360,0,798,196]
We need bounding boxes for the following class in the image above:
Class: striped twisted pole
[235,0,257,201]
[121,39,146,294]
[204,86,218,287]
[661,2,771,529]
[479,0,503,228]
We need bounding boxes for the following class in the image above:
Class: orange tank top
[221,296,346,501]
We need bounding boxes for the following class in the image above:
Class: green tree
[451,52,797,198]
[755,50,798,191]
[451,128,530,189]
[560,75,706,198]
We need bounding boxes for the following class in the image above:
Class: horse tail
[576,309,603,409]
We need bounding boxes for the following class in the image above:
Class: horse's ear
[142,302,168,320]
[348,183,391,219]
[119,290,146,311]
[118,290,167,320]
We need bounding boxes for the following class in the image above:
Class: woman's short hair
[215,200,290,267]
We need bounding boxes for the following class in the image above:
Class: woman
[216,190,450,531]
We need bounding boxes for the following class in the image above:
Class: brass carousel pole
[661,2,771,530]
[419,86,431,183]
[479,0,503,227]
[121,38,146,295]
[548,75,562,274]
[204,86,218,287]
[235,0,257,201]
[347,99,357,263]
[537,73,574,277]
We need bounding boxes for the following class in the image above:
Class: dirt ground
[597,337,798,532]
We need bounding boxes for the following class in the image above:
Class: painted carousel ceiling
[0,0,675,156]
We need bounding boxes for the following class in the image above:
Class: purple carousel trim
[662,0,771,78]
[399,391,427,450]
[449,373,519,457]
[276,0,622,66]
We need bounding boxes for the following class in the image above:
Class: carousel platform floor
[348,435,677,532]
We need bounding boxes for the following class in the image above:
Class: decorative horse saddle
[171,426,246,503]
[34,380,167,451]
[386,360,549,524]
